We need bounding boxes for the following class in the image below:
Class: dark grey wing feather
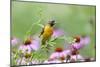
[39,27,44,37]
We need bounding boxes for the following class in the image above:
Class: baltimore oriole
[39,20,55,45]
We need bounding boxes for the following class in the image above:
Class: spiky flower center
[74,36,80,43]
[24,38,32,45]
[55,47,63,52]
[60,56,65,61]
[71,48,79,55]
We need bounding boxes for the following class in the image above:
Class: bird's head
[48,20,55,27]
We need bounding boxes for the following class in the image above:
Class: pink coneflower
[61,50,71,57]
[11,37,19,46]
[49,47,71,61]
[19,37,40,54]
[30,37,41,51]
[55,47,63,52]
[71,35,90,50]
[49,47,63,60]
[70,54,84,62]
[74,36,81,43]
[71,48,79,55]
[52,28,64,38]
[44,50,71,64]
[80,36,90,45]
[59,56,67,62]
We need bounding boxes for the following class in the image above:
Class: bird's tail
[42,38,46,45]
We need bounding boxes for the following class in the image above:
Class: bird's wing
[39,27,44,37]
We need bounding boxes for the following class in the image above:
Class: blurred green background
[12,1,96,58]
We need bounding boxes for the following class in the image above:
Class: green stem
[24,19,42,40]
[30,52,35,62]
[24,9,44,40]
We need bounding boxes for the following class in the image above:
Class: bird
[39,20,55,45]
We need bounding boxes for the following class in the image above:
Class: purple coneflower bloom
[80,36,90,45]
[49,47,64,60]
[70,54,84,62]
[30,37,41,51]
[71,36,90,50]
[61,49,71,57]
[11,37,19,46]
[45,49,71,63]
[52,28,64,38]
[19,37,40,54]
[49,47,71,61]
